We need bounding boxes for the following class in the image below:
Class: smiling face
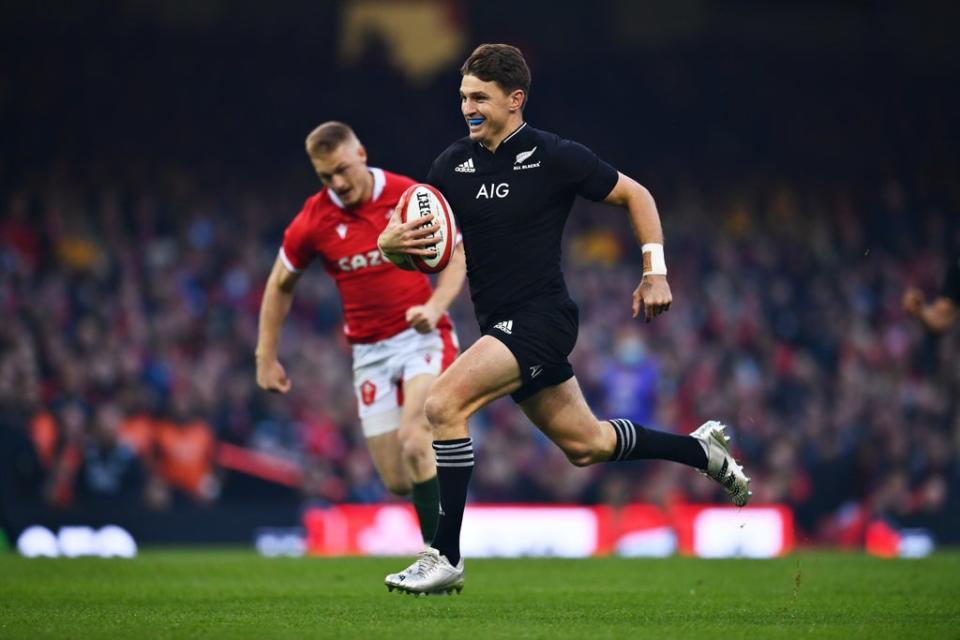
[309,138,373,209]
[460,74,525,150]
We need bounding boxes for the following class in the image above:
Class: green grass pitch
[1,550,958,639]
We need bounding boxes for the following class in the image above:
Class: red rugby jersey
[280,168,451,344]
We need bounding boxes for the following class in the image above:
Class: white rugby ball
[397,183,457,273]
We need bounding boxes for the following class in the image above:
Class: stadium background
[1,0,959,553]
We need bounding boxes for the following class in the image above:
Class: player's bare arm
[406,243,467,334]
[254,256,301,393]
[603,172,672,322]
[378,206,443,269]
[903,287,957,334]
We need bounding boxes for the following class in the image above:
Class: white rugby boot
[383,544,433,589]
[690,420,752,507]
[385,547,464,596]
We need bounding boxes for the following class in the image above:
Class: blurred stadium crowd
[2,1,958,545]
[1,172,958,543]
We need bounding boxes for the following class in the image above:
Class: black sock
[411,475,440,544]
[430,438,473,566]
[608,419,707,469]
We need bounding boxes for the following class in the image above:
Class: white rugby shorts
[352,324,458,438]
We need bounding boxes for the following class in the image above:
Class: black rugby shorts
[482,301,579,403]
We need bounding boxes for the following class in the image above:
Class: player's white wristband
[642,243,667,276]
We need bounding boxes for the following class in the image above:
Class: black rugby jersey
[426,123,619,328]
[944,254,960,303]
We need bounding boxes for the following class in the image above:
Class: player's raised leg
[385,336,521,595]
[518,378,752,506]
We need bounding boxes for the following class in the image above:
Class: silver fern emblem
[514,146,537,164]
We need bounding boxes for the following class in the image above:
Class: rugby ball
[397,183,457,273]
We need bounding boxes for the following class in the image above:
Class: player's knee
[399,429,432,469]
[423,392,457,430]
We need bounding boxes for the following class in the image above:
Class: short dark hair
[460,44,531,104]
[305,121,357,156]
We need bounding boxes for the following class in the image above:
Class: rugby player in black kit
[379,44,751,595]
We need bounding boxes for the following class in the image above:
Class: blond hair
[305,121,357,156]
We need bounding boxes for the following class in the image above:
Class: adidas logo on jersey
[455,158,476,173]
[493,320,513,335]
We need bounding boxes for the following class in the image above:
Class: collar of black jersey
[475,122,532,155]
